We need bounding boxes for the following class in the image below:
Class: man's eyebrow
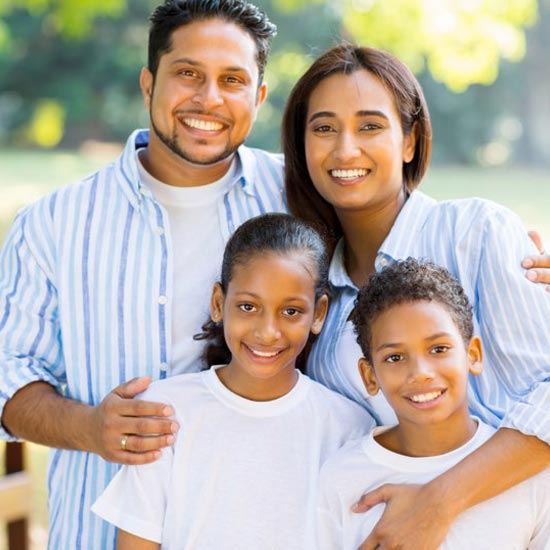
[308,110,389,123]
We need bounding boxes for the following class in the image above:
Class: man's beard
[150,113,239,167]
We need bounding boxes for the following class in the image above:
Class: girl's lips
[243,343,285,363]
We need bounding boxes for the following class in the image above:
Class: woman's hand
[523,231,550,288]
[353,483,453,550]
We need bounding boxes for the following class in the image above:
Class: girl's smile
[211,251,328,401]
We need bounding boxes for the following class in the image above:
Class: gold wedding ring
[120,435,128,451]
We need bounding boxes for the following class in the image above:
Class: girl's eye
[283,307,301,317]
[431,345,450,354]
[385,353,403,363]
[238,303,256,313]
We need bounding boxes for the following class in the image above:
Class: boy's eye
[238,303,256,313]
[431,345,450,354]
[385,353,403,363]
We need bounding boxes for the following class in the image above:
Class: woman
[282,45,550,550]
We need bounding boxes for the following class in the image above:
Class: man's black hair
[148,0,277,83]
[353,258,474,364]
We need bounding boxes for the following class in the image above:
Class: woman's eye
[361,123,381,131]
[238,304,255,313]
[313,124,333,133]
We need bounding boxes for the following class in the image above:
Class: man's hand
[523,230,550,288]
[91,376,178,465]
[353,483,453,550]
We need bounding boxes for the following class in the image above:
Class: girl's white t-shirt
[137,150,237,374]
[92,367,374,550]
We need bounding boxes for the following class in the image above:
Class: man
[0,1,280,548]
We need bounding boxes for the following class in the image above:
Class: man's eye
[179,69,196,77]
[238,304,255,312]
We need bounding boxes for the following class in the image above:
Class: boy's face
[359,300,482,428]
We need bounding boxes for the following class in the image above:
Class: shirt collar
[114,129,257,208]
[328,190,437,290]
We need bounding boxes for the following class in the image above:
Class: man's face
[141,18,267,171]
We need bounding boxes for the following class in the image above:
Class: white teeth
[330,169,368,179]
[248,347,279,358]
[183,118,224,131]
[409,391,443,403]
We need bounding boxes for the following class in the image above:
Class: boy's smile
[360,300,482,456]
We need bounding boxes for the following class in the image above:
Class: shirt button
[155,226,164,236]
[379,258,388,267]
[158,295,167,305]
[159,363,168,372]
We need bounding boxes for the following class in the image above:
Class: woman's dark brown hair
[282,44,432,250]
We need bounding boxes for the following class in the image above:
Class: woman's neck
[337,189,406,287]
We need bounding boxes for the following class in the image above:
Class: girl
[282,45,550,549]
[92,213,373,550]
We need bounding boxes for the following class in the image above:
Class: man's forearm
[2,381,97,451]
[426,428,550,518]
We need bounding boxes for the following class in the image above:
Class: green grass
[0,150,548,548]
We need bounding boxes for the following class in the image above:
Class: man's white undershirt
[137,149,238,374]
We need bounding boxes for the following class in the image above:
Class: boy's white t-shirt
[137,151,237,374]
[317,420,550,550]
[92,366,374,550]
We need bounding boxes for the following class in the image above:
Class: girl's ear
[358,358,380,396]
[467,336,483,376]
[210,283,225,323]
[310,294,329,335]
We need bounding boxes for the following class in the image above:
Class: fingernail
[523,259,533,268]
[171,422,179,434]
[525,270,537,282]
[351,503,360,512]
[166,435,175,445]
[163,406,174,416]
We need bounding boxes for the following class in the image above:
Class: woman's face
[304,69,415,216]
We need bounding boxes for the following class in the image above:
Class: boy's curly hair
[353,258,473,364]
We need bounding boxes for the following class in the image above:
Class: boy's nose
[408,356,435,382]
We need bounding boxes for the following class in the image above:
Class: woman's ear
[311,294,329,335]
[358,357,380,396]
[403,122,418,164]
[467,336,483,376]
[210,283,225,323]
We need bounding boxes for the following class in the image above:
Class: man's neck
[140,140,235,188]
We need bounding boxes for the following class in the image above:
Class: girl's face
[211,251,328,399]
[304,69,416,217]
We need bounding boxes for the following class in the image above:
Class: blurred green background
[1,0,549,548]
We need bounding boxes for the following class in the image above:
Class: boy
[317,259,550,549]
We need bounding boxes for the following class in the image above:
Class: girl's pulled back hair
[194,213,330,372]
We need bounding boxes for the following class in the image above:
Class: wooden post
[5,442,29,550]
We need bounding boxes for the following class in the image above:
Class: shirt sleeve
[316,466,345,550]
[474,204,550,443]
[91,444,173,544]
[0,207,63,440]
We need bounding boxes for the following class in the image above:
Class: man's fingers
[117,449,163,466]
[116,397,175,419]
[120,433,175,454]
[352,485,392,513]
[122,416,178,437]
[113,376,152,399]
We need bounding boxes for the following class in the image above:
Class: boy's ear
[210,283,225,323]
[467,336,483,376]
[310,294,329,335]
[358,357,380,396]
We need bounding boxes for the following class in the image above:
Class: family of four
[1,1,550,549]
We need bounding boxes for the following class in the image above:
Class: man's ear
[403,122,418,164]
[140,67,154,110]
[467,336,483,376]
[310,294,329,335]
[256,82,268,108]
[358,357,379,396]
[210,283,225,323]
